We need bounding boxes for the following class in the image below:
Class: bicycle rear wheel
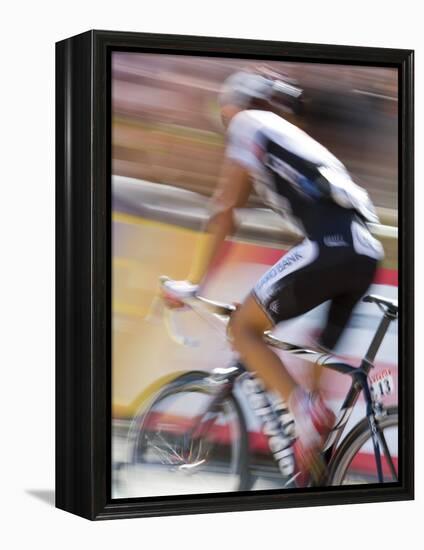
[328,406,398,485]
[124,371,251,498]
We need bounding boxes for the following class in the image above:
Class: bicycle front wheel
[328,406,398,486]
[124,371,250,498]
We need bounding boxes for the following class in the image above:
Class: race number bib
[370,369,394,399]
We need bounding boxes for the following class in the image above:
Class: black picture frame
[56,30,414,520]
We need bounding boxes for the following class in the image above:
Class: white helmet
[219,70,303,114]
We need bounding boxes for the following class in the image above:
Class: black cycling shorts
[252,221,382,350]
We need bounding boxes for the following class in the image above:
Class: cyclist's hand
[161,279,199,309]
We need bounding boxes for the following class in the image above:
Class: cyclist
[164,69,384,480]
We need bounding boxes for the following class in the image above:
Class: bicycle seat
[363,294,398,315]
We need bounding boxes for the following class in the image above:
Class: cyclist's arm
[187,160,252,285]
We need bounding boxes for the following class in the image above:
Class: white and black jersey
[226,109,380,241]
[225,110,384,348]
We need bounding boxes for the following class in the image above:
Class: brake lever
[145,293,200,347]
[164,307,200,348]
[157,275,229,347]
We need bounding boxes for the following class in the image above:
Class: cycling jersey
[226,109,380,239]
[225,109,384,348]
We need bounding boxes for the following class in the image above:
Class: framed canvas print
[56,30,414,520]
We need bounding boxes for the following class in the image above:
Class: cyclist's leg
[310,291,364,393]
[312,254,378,390]
[229,239,323,402]
[230,251,336,481]
[319,291,367,350]
[229,294,297,402]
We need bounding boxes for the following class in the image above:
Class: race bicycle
[124,275,398,496]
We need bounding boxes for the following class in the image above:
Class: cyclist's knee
[229,294,272,351]
[230,311,258,340]
[230,315,260,355]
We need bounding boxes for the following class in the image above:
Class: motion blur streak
[111,54,398,493]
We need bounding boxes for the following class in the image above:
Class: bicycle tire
[327,406,398,486]
[124,370,252,497]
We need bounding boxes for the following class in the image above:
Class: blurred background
[111,53,398,496]
[112,54,398,210]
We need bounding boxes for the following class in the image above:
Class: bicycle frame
[159,276,399,485]
[264,307,398,483]
[321,309,398,483]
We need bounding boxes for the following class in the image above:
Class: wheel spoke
[124,380,248,497]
